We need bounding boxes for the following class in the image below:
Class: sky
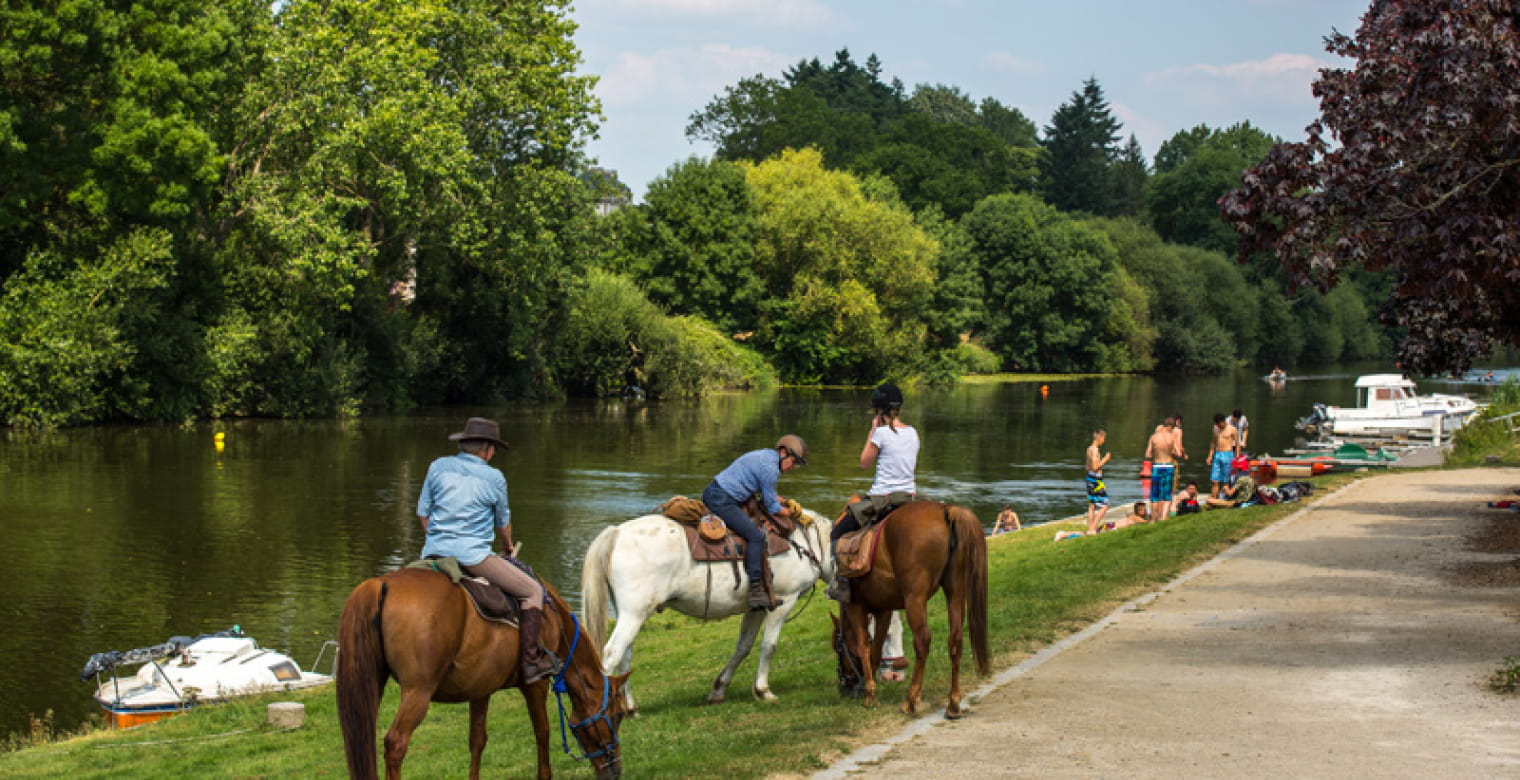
[567,0,1372,201]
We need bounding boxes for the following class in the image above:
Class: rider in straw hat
[703,434,809,611]
[417,417,556,684]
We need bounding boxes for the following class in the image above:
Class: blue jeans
[702,482,766,586]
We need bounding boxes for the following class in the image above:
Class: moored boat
[1297,374,1479,437]
[81,627,334,728]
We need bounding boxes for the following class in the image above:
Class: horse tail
[581,524,620,652]
[338,577,389,780]
[948,505,991,676]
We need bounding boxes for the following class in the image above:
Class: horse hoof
[945,704,964,720]
[706,690,727,704]
[900,700,917,716]
[752,687,778,702]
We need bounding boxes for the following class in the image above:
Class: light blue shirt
[712,449,783,514]
[416,453,510,566]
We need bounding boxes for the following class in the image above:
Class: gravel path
[816,468,1520,779]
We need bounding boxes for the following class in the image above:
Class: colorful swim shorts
[1210,450,1233,483]
[1149,463,1176,502]
[1085,471,1109,506]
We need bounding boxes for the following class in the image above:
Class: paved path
[816,469,1520,779]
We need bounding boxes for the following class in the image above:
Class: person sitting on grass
[991,504,1022,535]
[1174,482,1203,515]
[1055,502,1150,540]
[1205,473,1258,509]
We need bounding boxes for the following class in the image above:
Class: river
[0,365,1502,737]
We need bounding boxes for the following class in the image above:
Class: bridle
[550,612,620,766]
[832,611,865,693]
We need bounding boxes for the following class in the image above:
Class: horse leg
[383,685,435,780]
[749,597,798,701]
[944,587,967,719]
[901,597,932,716]
[846,603,879,708]
[522,686,553,780]
[601,605,651,714]
[867,610,892,687]
[467,698,489,780]
[708,608,766,703]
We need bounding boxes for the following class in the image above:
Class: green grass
[0,476,1354,778]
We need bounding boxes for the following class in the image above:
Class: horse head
[829,612,866,698]
[561,657,631,780]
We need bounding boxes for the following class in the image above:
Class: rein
[550,613,619,764]
[784,518,828,624]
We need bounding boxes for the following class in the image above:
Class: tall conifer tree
[1039,77,1122,215]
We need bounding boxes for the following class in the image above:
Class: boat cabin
[1354,374,1418,408]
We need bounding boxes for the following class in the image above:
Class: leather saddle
[655,495,795,563]
[406,556,522,625]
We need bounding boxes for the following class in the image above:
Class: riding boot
[746,580,776,611]
[518,607,557,685]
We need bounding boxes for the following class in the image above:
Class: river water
[1,365,1501,736]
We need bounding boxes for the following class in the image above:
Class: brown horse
[831,500,989,718]
[337,567,629,780]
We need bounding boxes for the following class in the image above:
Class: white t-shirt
[869,424,920,495]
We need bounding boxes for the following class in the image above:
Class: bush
[555,269,774,398]
[1448,377,1520,466]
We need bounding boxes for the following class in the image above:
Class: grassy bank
[0,477,1353,778]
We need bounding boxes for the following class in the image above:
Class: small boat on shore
[1297,374,1479,438]
[81,627,334,728]
[1251,443,1398,481]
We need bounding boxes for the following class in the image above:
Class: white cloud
[588,0,832,29]
[1146,52,1330,107]
[982,51,1045,75]
[1109,101,1169,158]
[596,43,795,109]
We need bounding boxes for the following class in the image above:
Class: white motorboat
[81,627,334,727]
[1298,374,1480,437]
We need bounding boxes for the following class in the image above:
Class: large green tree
[964,194,1139,371]
[1223,0,1520,374]
[1147,122,1277,253]
[742,148,937,382]
[1039,77,1122,216]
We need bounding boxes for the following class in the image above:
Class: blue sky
[568,0,1370,200]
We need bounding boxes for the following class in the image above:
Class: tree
[742,148,937,382]
[1110,135,1149,218]
[608,157,764,334]
[1221,0,1520,375]
[1039,77,1122,215]
[908,83,979,126]
[978,98,1039,148]
[1148,123,1277,252]
[963,194,1134,371]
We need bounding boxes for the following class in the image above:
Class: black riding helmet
[871,383,904,412]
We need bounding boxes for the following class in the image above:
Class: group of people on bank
[1069,408,1257,540]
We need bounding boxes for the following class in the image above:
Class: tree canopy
[1222,0,1520,374]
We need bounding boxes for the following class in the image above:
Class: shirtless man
[1144,418,1184,523]
[1207,413,1239,498]
[1085,428,1112,534]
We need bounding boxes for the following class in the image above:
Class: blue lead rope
[551,613,617,762]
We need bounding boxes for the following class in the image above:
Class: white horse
[580,506,834,709]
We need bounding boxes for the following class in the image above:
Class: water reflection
[0,366,1501,736]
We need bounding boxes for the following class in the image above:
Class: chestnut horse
[831,500,989,718]
[337,568,629,780]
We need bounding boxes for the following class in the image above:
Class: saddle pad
[680,522,792,563]
[835,522,886,579]
[404,557,520,625]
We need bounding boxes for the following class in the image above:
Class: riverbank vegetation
[1449,378,1520,467]
[0,2,1412,427]
[0,475,1350,776]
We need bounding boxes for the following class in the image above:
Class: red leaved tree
[1222,0,1520,374]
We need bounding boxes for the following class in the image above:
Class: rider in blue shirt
[417,417,556,684]
[702,435,808,610]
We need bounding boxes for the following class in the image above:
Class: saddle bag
[697,515,728,542]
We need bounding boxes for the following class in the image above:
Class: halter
[551,612,620,764]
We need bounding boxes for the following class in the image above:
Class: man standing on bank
[417,417,556,684]
[703,435,808,611]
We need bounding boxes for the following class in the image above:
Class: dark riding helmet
[870,383,904,411]
[776,434,809,466]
